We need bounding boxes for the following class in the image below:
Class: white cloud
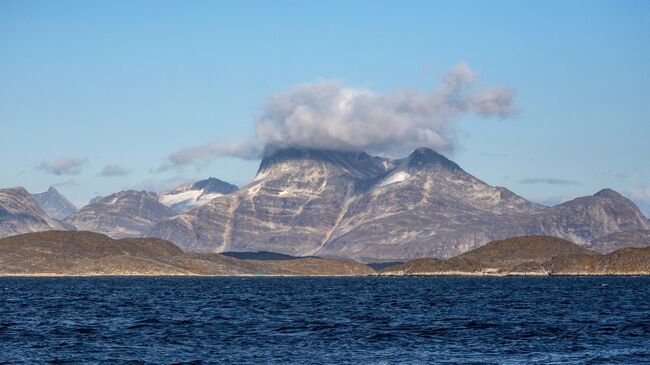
[99,164,130,177]
[628,187,650,218]
[37,157,85,175]
[159,61,516,170]
[630,187,650,202]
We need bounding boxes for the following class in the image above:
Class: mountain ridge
[149,147,649,260]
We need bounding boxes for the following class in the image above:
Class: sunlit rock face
[0,187,71,238]
[65,190,175,239]
[149,148,650,261]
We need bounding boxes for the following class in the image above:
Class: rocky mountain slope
[584,230,650,253]
[64,191,175,238]
[159,177,238,213]
[380,235,650,276]
[150,149,392,255]
[31,187,77,219]
[0,187,71,238]
[150,148,650,260]
[0,231,373,276]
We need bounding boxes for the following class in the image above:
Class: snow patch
[196,192,223,205]
[379,171,411,187]
[248,183,263,196]
[159,189,224,211]
[160,190,203,206]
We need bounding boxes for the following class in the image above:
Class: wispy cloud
[52,179,79,188]
[630,187,650,202]
[520,178,579,185]
[157,61,516,171]
[628,187,650,217]
[99,164,130,177]
[37,157,85,175]
[155,140,261,172]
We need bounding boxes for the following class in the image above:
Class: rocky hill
[544,247,650,275]
[459,235,594,271]
[0,187,72,238]
[149,148,650,260]
[381,235,650,276]
[0,231,373,276]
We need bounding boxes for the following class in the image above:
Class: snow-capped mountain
[159,178,238,213]
[0,187,72,238]
[31,187,77,220]
[149,147,650,261]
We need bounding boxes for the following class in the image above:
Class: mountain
[380,235,650,276]
[0,187,71,238]
[31,187,77,220]
[64,190,175,238]
[150,148,394,255]
[0,231,373,276]
[150,148,650,260]
[159,177,238,213]
[584,230,650,253]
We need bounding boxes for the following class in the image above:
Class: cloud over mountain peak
[159,61,516,171]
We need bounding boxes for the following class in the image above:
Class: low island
[1,231,649,276]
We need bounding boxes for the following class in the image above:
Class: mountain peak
[406,148,461,171]
[594,188,624,199]
[191,177,238,194]
[31,186,77,220]
[258,147,388,179]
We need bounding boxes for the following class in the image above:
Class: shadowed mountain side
[31,187,77,220]
[0,231,373,276]
[221,251,303,260]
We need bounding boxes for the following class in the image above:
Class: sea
[1,276,649,364]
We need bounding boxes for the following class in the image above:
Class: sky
[1,0,649,216]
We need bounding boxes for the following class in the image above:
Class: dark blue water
[1,277,650,364]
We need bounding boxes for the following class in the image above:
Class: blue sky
[1,0,649,215]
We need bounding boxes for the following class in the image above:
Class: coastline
[3,272,650,277]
